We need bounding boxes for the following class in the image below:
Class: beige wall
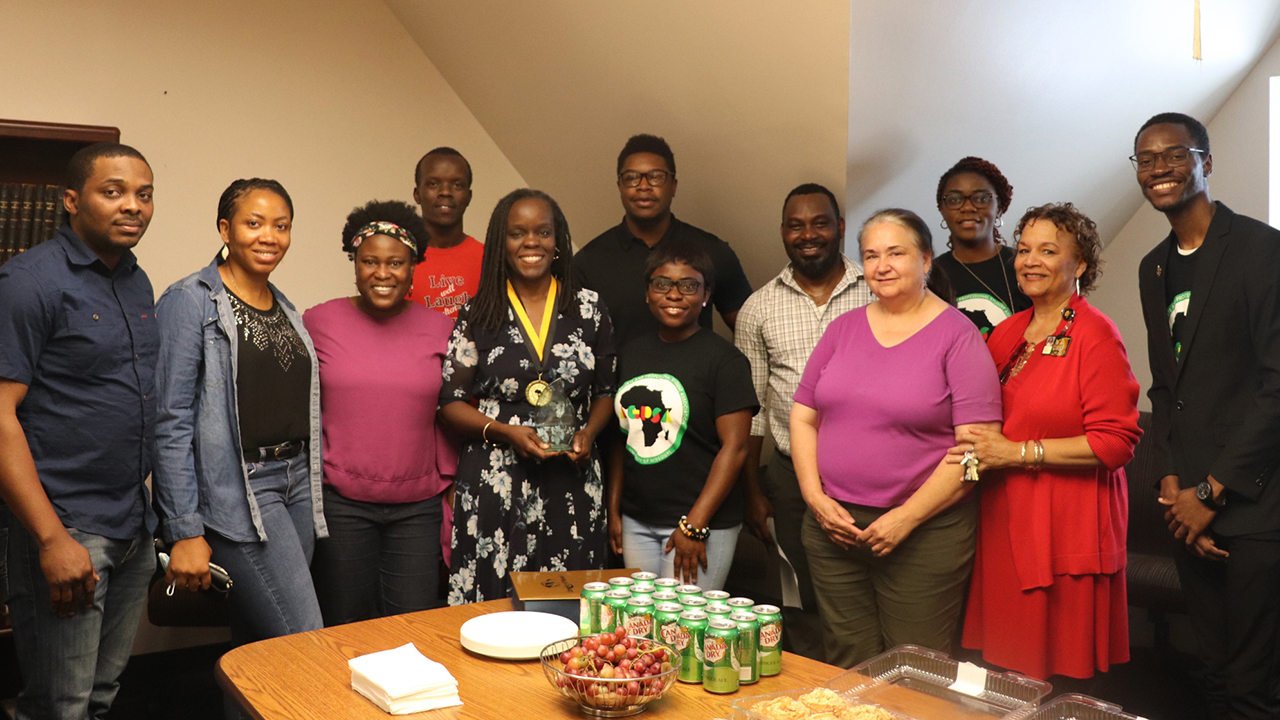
[384,0,852,290]
[0,0,524,653]
[1089,34,1280,411]
[0,0,525,315]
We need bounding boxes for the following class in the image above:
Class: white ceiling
[847,0,1280,247]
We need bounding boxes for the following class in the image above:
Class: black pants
[1176,532,1280,720]
[311,487,444,625]
[762,452,828,661]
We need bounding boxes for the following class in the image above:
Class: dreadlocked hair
[467,188,578,332]
[935,156,1014,243]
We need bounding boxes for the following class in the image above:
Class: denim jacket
[153,259,327,544]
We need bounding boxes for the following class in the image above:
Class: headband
[350,221,418,256]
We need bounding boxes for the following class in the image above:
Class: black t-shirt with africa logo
[934,247,1031,340]
[615,329,759,529]
[1165,242,1198,360]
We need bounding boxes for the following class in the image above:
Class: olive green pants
[801,498,976,669]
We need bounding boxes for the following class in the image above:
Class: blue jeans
[0,507,154,720]
[204,454,323,646]
[620,515,741,591]
[311,487,443,625]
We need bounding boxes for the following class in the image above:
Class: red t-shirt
[407,236,484,319]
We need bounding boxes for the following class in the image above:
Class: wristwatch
[1196,480,1226,511]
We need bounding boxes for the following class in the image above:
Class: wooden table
[217,599,844,719]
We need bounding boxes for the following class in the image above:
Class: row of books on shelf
[0,184,66,267]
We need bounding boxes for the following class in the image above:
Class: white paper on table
[947,661,988,697]
[767,518,803,609]
[348,643,463,714]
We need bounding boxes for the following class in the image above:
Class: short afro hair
[1014,202,1103,296]
[1134,112,1210,154]
[216,179,293,230]
[340,200,428,262]
[66,142,150,193]
[782,183,842,221]
[617,134,676,176]
[644,239,714,295]
[415,146,472,185]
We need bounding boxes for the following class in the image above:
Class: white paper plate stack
[348,643,462,715]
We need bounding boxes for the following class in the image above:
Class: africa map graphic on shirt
[615,373,690,465]
[1168,291,1190,358]
[956,293,1012,339]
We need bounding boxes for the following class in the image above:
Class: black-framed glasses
[619,170,673,188]
[648,277,702,295]
[997,340,1029,386]
[941,191,994,210]
[1129,146,1205,172]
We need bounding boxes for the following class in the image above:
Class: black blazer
[1138,202,1280,536]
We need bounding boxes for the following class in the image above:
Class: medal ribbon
[507,277,558,364]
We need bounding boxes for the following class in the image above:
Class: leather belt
[243,440,305,463]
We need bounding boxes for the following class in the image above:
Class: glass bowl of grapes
[541,629,681,717]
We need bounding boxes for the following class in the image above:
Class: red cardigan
[985,296,1142,590]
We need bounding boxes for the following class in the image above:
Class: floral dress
[441,288,616,605]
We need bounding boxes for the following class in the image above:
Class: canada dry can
[580,582,610,634]
[727,597,755,611]
[652,590,680,604]
[702,618,741,694]
[705,603,733,622]
[654,602,685,650]
[631,571,659,583]
[655,578,681,591]
[601,589,631,633]
[608,576,635,593]
[681,596,708,611]
[729,611,760,684]
[675,584,702,602]
[624,597,656,639]
[702,590,731,603]
[632,581,657,596]
[752,604,783,676]
[676,610,708,683]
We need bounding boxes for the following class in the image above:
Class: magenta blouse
[793,305,1001,508]
[303,298,456,504]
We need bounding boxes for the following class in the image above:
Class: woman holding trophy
[439,189,616,605]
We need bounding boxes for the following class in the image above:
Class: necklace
[954,249,1016,313]
[507,278,558,406]
[222,266,268,309]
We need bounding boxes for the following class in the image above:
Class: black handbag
[146,539,232,628]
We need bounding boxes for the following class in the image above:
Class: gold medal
[526,379,552,406]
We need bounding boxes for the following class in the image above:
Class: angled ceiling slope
[847,0,1280,249]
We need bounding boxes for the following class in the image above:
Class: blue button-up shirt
[0,226,159,540]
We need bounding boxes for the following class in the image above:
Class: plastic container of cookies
[1009,693,1146,720]
[731,644,1051,720]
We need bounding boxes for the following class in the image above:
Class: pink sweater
[304,299,456,504]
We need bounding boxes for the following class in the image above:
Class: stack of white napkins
[349,643,462,715]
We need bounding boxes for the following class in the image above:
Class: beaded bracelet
[678,515,710,541]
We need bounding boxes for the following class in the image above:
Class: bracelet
[1033,440,1045,470]
[678,515,710,541]
[1020,441,1028,468]
[482,421,494,443]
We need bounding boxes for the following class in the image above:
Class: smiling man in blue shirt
[0,142,160,720]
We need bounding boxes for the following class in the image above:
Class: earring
[220,244,229,260]
[554,249,561,259]
[995,216,1004,228]
[939,219,949,230]
[1075,278,1080,295]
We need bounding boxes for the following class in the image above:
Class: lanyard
[507,278,559,406]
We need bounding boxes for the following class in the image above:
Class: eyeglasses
[941,191,995,210]
[1129,146,1205,172]
[619,170,673,188]
[648,277,702,295]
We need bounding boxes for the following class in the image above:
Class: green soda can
[729,611,760,684]
[705,602,733,622]
[632,581,657,597]
[702,618,740,694]
[681,596,708,613]
[752,604,783,676]
[623,596,655,639]
[675,584,702,602]
[702,590,730,603]
[608,576,635,593]
[579,581,610,634]
[727,597,755,611]
[631,571,658,583]
[655,578,681,591]
[601,589,631,633]
[652,590,680,604]
[653,602,685,649]
[676,610,708,683]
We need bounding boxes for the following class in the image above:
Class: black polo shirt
[574,215,753,348]
[0,226,159,540]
